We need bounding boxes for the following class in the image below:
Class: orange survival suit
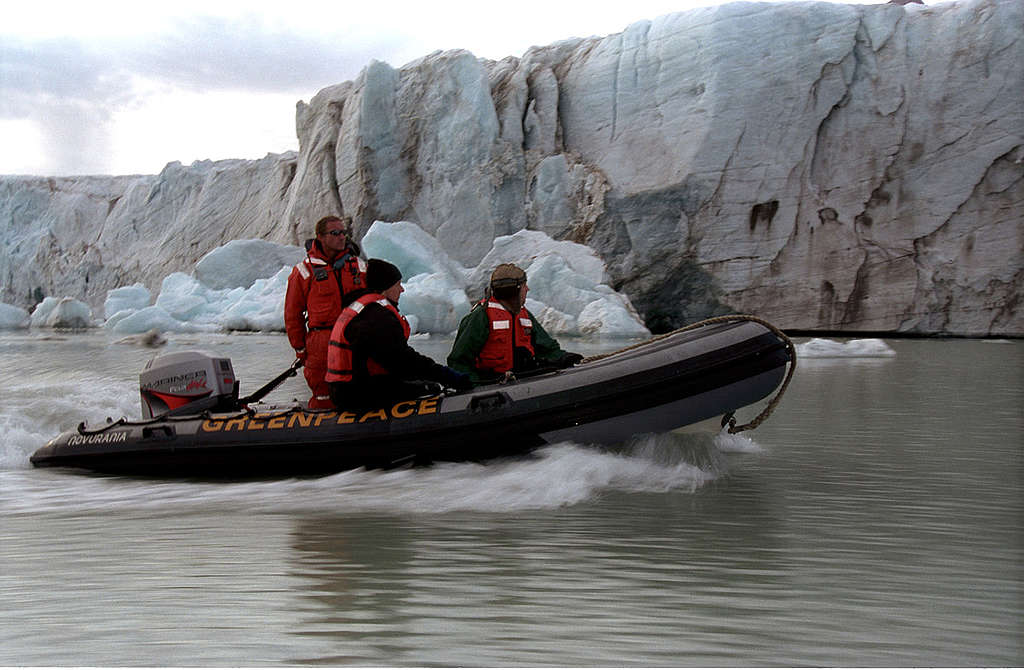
[284,238,366,408]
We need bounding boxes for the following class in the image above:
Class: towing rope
[579,314,797,434]
[78,314,796,437]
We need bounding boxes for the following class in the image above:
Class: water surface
[1,332,1020,665]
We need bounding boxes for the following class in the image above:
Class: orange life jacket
[476,301,535,374]
[325,293,411,383]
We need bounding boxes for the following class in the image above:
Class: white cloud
[2,0,890,177]
[109,85,300,174]
[0,120,48,175]
[1,11,397,175]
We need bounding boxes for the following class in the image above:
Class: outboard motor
[139,351,239,418]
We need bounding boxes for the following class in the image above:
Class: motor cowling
[139,351,239,418]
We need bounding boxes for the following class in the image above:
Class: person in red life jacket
[284,215,368,409]
[447,263,583,383]
[326,259,473,411]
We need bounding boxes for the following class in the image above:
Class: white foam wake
[1,431,762,515]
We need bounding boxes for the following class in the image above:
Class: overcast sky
[2,0,889,177]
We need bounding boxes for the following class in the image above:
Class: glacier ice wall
[1,0,1020,336]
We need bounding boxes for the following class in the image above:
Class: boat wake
[0,377,138,470]
[1,431,762,516]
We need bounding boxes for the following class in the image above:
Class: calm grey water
[0,331,1020,666]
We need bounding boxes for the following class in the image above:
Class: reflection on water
[0,333,1021,666]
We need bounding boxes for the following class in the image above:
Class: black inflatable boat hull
[31,319,792,477]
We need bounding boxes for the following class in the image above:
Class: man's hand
[557,352,584,368]
[440,367,474,391]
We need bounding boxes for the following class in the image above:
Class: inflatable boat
[30,315,795,477]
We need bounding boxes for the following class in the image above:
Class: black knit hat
[366,258,403,292]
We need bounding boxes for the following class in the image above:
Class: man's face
[318,220,348,255]
[383,282,404,304]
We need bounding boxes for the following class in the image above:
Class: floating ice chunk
[361,221,474,333]
[0,302,30,329]
[51,298,93,329]
[577,298,651,337]
[526,299,577,334]
[149,267,291,332]
[155,273,215,322]
[466,229,606,292]
[104,284,151,319]
[464,233,648,337]
[107,305,213,334]
[797,338,896,358]
[195,239,304,290]
[104,309,136,331]
[94,222,651,337]
[30,296,94,329]
[362,221,470,284]
[100,241,297,334]
[400,272,471,334]
[524,254,649,337]
[29,297,59,327]
[218,266,290,331]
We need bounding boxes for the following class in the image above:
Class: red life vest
[475,301,535,374]
[325,293,411,383]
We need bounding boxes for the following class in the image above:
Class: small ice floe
[0,302,30,329]
[30,296,94,329]
[796,337,896,358]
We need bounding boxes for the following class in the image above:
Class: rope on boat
[76,403,308,436]
[580,314,797,434]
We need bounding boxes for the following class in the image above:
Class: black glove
[557,352,584,368]
[439,367,474,391]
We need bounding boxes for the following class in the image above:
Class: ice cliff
[1,0,1020,336]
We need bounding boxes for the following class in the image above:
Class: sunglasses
[326,229,346,237]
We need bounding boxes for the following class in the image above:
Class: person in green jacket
[447,263,583,383]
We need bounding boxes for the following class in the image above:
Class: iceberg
[465,229,607,291]
[194,239,304,290]
[365,223,651,337]
[36,222,650,337]
[106,305,211,335]
[0,302,30,329]
[398,272,470,335]
[104,284,151,320]
[796,338,897,358]
[30,297,93,329]
[362,221,470,285]
[151,266,292,332]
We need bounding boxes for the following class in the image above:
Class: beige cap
[489,263,527,289]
